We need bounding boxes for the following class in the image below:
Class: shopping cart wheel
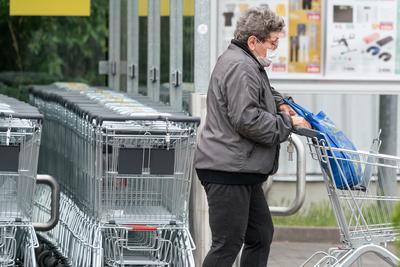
[35,243,46,262]
[43,255,58,267]
[38,250,52,266]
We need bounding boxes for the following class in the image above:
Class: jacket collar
[231,39,265,72]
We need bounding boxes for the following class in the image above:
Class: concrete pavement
[269,241,396,267]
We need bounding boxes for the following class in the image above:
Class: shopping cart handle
[130,225,158,231]
[33,175,60,232]
[293,127,320,138]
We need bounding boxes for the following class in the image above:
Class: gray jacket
[194,42,293,175]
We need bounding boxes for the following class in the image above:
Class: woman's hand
[279,104,296,116]
[291,116,311,129]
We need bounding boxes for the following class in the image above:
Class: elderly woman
[194,6,310,267]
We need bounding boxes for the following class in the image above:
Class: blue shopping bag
[284,98,362,189]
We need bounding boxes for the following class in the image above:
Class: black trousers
[202,182,274,267]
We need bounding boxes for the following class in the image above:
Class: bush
[272,201,337,227]
[0,84,28,102]
[392,203,400,255]
[0,0,107,85]
[0,71,62,102]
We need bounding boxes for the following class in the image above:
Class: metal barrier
[269,134,306,216]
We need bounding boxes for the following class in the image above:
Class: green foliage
[0,0,195,95]
[0,71,60,85]
[0,71,61,102]
[273,201,337,227]
[392,203,400,256]
[0,0,108,85]
[0,83,29,102]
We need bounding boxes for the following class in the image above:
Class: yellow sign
[10,0,91,16]
[139,0,194,16]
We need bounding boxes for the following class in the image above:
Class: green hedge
[0,0,107,85]
[0,71,62,102]
[393,203,400,255]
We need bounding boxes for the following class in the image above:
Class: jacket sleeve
[270,86,286,107]
[224,63,293,145]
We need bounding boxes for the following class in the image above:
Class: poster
[218,0,290,74]
[218,0,322,75]
[326,0,398,76]
[287,0,322,73]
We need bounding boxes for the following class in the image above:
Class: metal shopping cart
[0,223,39,267]
[102,224,195,266]
[30,83,198,266]
[0,94,42,266]
[31,84,198,224]
[33,188,103,267]
[296,127,400,267]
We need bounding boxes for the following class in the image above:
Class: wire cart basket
[296,127,400,267]
[30,83,198,266]
[0,94,45,266]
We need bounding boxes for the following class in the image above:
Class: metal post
[108,0,121,91]
[191,2,211,263]
[169,0,183,111]
[378,95,398,196]
[194,0,210,93]
[127,0,139,95]
[147,0,160,101]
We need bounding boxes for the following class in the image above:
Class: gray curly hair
[234,6,285,43]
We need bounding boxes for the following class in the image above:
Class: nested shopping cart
[0,94,43,266]
[296,127,400,267]
[102,224,195,266]
[30,83,198,266]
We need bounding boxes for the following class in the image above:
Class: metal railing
[269,133,306,216]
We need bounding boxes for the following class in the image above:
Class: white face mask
[256,49,278,67]
[255,39,279,67]
[257,56,272,67]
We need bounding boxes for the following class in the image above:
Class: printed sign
[217,0,322,75]
[287,0,322,73]
[10,0,90,16]
[217,0,290,74]
[326,0,398,76]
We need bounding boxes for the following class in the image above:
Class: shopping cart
[30,83,198,266]
[33,186,103,267]
[296,127,400,267]
[0,223,39,267]
[102,224,195,266]
[0,94,43,266]
[0,95,42,222]
[98,118,197,225]
[30,84,199,225]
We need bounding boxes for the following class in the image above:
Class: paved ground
[269,241,397,267]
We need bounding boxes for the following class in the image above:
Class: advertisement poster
[218,0,290,74]
[287,0,322,73]
[218,0,322,75]
[326,0,398,76]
